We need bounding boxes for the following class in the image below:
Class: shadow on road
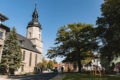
[10,73,59,80]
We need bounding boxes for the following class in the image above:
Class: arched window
[29,53,32,66]
[22,51,25,60]
[35,54,37,65]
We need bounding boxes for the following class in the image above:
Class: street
[9,73,58,80]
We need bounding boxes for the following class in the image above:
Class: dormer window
[32,45,36,49]
[19,40,24,46]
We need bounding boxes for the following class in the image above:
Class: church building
[0,6,43,74]
[16,6,43,74]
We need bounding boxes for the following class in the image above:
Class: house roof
[0,24,10,32]
[17,34,41,54]
[0,13,8,21]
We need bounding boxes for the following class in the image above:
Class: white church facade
[16,7,43,74]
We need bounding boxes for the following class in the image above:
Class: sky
[0,0,103,62]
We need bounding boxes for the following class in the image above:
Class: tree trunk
[73,62,77,71]
[77,60,82,73]
[9,68,15,75]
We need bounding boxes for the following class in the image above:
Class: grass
[62,73,120,80]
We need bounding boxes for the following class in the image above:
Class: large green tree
[47,23,97,72]
[96,0,120,71]
[0,27,22,75]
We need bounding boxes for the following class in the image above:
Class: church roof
[17,34,41,54]
[27,7,42,29]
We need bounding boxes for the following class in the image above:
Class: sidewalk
[0,76,19,80]
[0,75,9,80]
[0,78,20,80]
[0,78,11,80]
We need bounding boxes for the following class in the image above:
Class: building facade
[0,13,10,63]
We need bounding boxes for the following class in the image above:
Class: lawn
[61,73,120,80]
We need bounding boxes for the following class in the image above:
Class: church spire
[26,2,43,54]
[32,3,38,21]
[27,3,41,29]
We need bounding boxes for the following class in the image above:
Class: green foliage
[47,60,54,70]
[96,0,120,70]
[37,58,47,70]
[47,23,97,72]
[0,27,22,75]
[36,58,56,71]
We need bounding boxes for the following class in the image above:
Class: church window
[22,51,25,60]
[29,53,32,66]
[35,54,37,65]
[0,31,3,39]
[33,45,36,49]
[29,32,31,38]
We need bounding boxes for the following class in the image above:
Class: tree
[96,0,120,71]
[0,27,22,75]
[36,58,56,72]
[36,58,47,71]
[47,23,97,72]
[47,60,54,70]
[53,59,58,64]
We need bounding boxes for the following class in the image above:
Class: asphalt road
[10,73,59,80]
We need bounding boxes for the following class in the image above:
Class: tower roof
[27,4,42,29]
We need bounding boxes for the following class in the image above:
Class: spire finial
[32,1,39,21]
[35,3,37,10]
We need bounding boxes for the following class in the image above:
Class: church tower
[27,5,42,53]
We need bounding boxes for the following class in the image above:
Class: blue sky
[0,0,103,62]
